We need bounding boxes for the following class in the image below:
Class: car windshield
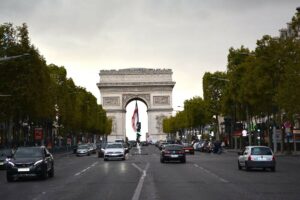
[251,147,272,155]
[0,149,12,156]
[182,143,191,147]
[106,143,123,149]
[164,145,183,150]
[14,147,43,158]
[78,145,88,149]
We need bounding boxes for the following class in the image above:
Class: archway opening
[126,100,148,141]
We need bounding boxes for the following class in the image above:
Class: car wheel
[6,173,13,182]
[238,161,242,170]
[245,163,250,171]
[104,158,108,161]
[40,168,48,180]
[48,165,54,178]
[181,158,186,163]
[271,167,276,172]
[160,158,164,163]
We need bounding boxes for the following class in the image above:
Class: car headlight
[7,161,15,167]
[34,160,43,166]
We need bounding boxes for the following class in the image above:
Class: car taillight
[272,156,275,161]
[248,155,252,161]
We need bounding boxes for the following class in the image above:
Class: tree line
[163,9,300,148]
[0,23,111,146]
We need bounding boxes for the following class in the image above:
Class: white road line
[194,163,229,183]
[132,162,150,200]
[74,161,98,176]
[132,163,143,173]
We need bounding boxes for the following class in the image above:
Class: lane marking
[74,161,98,176]
[132,163,143,173]
[194,163,229,183]
[132,162,150,200]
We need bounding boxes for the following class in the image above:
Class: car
[103,143,125,161]
[6,146,54,181]
[88,143,97,154]
[140,141,149,146]
[128,140,137,148]
[0,148,13,170]
[160,144,186,163]
[122,142,130,154]
[159,142,168,150]
[238,146,276,171]
[76,144,91,156]
[182,143,195,154]
[115,139,125,143]
[97,142,105,158]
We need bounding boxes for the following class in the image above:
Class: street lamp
[0,53,30,62]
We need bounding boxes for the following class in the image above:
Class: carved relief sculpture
[153,96,170,105]
[103,97,120,106]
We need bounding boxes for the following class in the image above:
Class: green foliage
[0,23,111,143]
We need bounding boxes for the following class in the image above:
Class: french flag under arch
[132,101,139,132]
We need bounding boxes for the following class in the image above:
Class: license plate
[257,157,266,161]
[18,168,30,172]
[185,150,189,152]
[171,155,178,158]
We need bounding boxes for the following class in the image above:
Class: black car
[6,146,54,182]
[160,144,186,163]
[0,148,13,170]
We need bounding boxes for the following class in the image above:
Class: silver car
[103,143,125,161]
[238,146,276,171]
[76,144,91,156]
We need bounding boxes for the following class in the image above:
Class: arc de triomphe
[97,68,175,142]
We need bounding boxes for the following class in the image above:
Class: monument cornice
[97,81,176,88]
[99,68,173,75]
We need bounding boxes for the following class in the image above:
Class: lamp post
[0,53,30,62]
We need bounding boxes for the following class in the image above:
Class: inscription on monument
[103,97,120,106]
[153,96,170,105]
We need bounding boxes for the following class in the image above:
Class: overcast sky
[1,0,299,139]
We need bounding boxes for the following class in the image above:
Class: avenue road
[0,145,300,200]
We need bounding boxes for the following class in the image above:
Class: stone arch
[97,68,175,142]
[122,95,150,110]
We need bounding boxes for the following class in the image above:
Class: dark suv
[6,146,54,182]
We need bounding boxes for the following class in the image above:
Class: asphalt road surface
[0,145,300,200]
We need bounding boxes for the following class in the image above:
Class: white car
[238,146,276,171]
[103,143,125,161]
[76,144,91,156]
